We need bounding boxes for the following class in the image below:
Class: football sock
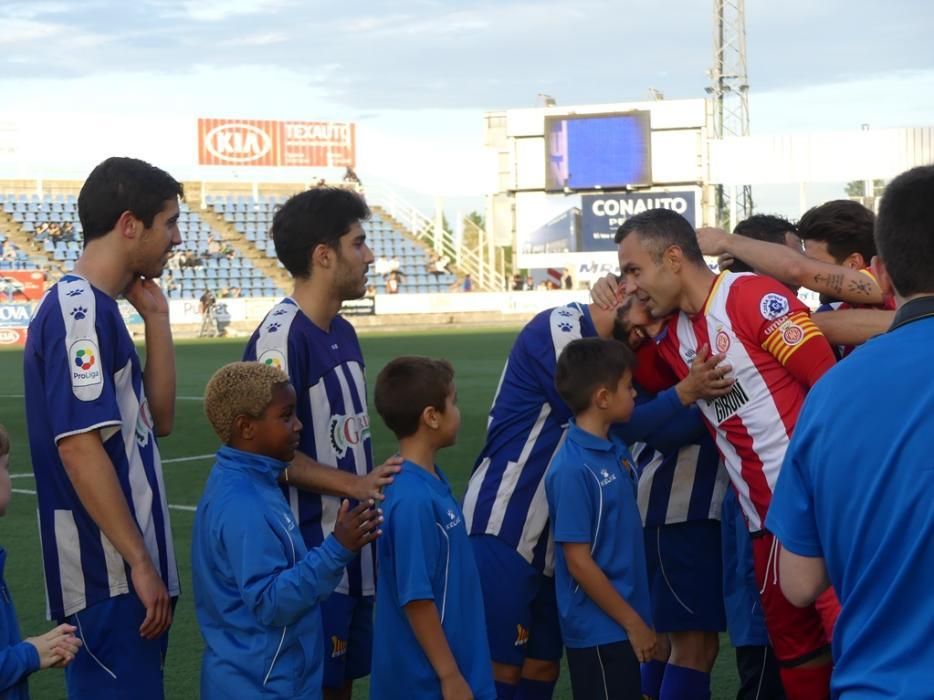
[495,680,518,700]
[641,659,667,698]
[515,677,556,700]
[660,664,711,700]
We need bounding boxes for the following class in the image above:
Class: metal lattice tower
[709,0,753,226]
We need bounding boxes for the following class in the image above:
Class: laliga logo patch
[759,293,790,320]
[69,340,102,389]
[258,349,285,372]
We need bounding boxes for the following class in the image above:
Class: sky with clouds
[1,0,933,213]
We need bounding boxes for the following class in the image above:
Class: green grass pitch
[0,330,739,698]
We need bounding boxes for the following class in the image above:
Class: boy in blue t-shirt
[545,338,655,700]
[0,425,82,699]
[371,357,495,700]
[192,363,382,700]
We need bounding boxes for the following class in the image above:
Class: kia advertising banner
[197,119,356,168]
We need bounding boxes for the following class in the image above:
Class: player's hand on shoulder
[124,277,169,318]
[696,227,730,256]
[675,343,734,405]
[589,273,623,310]
[333,499,383,552]
[440,671,474,700]
[356,455,403,502]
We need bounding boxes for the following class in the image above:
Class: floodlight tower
[709,0,753,226]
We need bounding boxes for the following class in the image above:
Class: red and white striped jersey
[656,272,835,531]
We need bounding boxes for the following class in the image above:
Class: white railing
[365,185,504,292]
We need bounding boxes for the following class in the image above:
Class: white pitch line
[11,474,34,479]
[12,488,197,513]
[162,454,214,464]
[1,394,204,401]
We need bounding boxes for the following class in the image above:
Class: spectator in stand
[388,256,401,274]
[316,177,327,187]
[343,167,362,188]
[227,286,241,298]
[563,270,573,290]
[365,284,376,298]
[386,270,401,294]
[463,273,473,293]
[207,237,221,258]
[426,251,441,275]
[374,256,391,276]
[48,223,62,243]
[512,274,524,291]
[36,222,49,240]
[524,275,534,291]
[63,222,74,239]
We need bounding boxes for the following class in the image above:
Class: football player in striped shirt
[462,298,732,700]
[617,208,838,700]
[24,157,182,699]
[243,188,401,700]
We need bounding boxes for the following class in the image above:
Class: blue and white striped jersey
[462,303,596,574]
[627,389,729,528]
[24,275,180,619]
[243,298,375,597]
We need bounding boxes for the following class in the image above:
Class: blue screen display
[545,112,652,191]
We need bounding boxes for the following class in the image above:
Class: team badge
[782,323,805,346]
[759,293,790,320]
[715,329,731,353]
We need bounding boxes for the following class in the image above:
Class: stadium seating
[0,193,284,298]
[205,194,458,294]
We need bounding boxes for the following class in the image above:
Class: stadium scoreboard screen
[544,111,652,192]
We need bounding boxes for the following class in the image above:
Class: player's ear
[232,414,254,441]
[593,385,610,410]
[844,252,866,270]
[422,405,440,430]
[871,256,896,299]
[664,245,682,272]
[116,210,139,240]
[311,243,335,271]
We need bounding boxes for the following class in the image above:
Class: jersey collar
[567,420,614,452]
[889,295,934,332]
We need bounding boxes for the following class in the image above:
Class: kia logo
[205,123,272,163]
[0,329,20,344]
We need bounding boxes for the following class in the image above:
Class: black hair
[797,200,876,264]
[374,356,455,439]
[555,338,635,415]
[78,157,184,243]
[271,187,370,279]
[875,166,934,298]
[727,214,798,272]
[614,208,705,265]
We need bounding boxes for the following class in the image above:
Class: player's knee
[493,661,523,685]
[521,657,560,682]
[668,631,719,672]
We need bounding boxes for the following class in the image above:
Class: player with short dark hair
[796,199,876,268]
[768,165,934,699]
[618,208,838,700]
[243,187,401,700]
[371,357,496,700]
[546,337,652,700]
[24,156,183,699]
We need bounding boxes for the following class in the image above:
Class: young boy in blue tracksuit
[371,357,495,700]
[0,425,82,700]
[545,338,655,700]
[192,363,382,700]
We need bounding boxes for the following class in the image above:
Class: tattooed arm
[696,227,885,305]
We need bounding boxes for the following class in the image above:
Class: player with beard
[616,208,838,700]
[24,157,182,699]
[462,299,731,700]
[243,188,401,700]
